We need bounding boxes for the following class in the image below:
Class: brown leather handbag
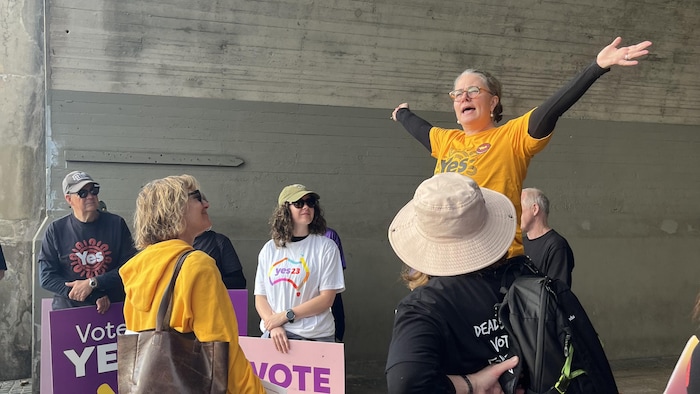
[117,250,229,394]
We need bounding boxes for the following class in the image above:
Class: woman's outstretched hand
[597,36,652,69]
[391,103,410,121]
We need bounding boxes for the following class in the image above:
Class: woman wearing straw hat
[385,172,523,394]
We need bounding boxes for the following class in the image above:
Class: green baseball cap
[278,184,320,206]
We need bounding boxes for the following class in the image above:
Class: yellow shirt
[120,239,265,394]
[430,110,551,257]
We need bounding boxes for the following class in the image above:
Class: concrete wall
[0,0,698,384]
[526,118,700,358]
[43,90,439,363]
[0,0,45,381]
[46,0,697,125]
[43,89,700,365]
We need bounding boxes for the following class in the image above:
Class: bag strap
[156,249,196,332]
[553,342,587,393]
[498,255,541,295]
[521,257,542,276]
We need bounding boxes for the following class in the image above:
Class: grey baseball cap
[62,171,98,194]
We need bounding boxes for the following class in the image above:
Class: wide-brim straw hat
[388,173,516,276]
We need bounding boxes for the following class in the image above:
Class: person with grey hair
[520,187,574,286]
[390,36,651,265]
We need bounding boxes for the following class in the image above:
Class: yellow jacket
[120,239,265,394]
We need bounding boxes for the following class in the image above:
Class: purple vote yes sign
[42,290,249,394]
[229,289,248,335]
[48,302,125,393]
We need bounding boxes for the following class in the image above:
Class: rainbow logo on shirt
[268,256,310,297]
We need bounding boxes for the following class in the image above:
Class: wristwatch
[88,277,98,289]
[285,309,295,324]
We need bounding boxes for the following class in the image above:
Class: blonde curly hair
[133,174,200,250]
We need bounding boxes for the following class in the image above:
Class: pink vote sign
[239,336,345,393]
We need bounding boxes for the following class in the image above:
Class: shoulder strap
[498,255,541,295]
[156,250,196,331]
[521,256,542,276]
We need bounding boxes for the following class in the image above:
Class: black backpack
[496,259,619,394]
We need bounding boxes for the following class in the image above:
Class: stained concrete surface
[344,357,677,393]
[0,380,30,394]
[0,356,677,393]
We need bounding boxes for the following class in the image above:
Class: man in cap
[38,170,137,313]
[385,172,521,393]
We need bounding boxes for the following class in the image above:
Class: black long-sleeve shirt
[38,211,136,309]
[396,61,610,149]
[523,229,575,287]
[194,230,247,289]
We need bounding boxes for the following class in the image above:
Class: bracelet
[461,375,473,394]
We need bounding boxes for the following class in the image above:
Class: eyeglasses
[75,186,100,198]
[448,86,493,101]
[290,198,317,209]
[188,189,203,203]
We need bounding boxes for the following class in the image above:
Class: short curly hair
[133,174,200,250]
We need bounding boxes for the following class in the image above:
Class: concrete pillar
[0,0,46,382]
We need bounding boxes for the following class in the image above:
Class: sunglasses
[290,198,317,209]
[75,186,100,198]
[188,189,203,203]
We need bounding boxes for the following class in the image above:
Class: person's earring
[457,120,460,124]
[490,112,494,119]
